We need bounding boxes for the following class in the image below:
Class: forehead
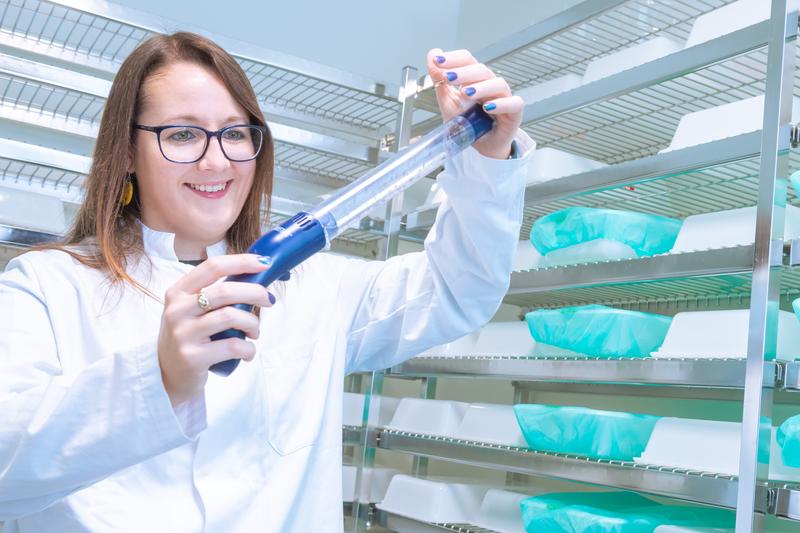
[139,61,248,123]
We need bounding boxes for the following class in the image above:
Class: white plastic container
[513,240,544,272]
[452,403,528,447]
[418,331,480,357]
[386,398,469,437]
[526,147,606,187]
[663,95,800,152]
[637,418,800,482]
[538,239,639,268]
[473,489,529,533]
[635,418,741,474]
[582,37,684,84]
[472,321,536,356]
[686,0,800,48]
[377,475,488,524]
[517,73,582,104]
[342,465,398,503]
[342,392,400,427]
[651,310,800,360]
[671,205,800,253]
[0,186,66,234]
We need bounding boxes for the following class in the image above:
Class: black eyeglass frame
[134,124,267,163]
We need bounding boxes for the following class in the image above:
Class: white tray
[0,186,65,233]
[526,147,606,187]
[418,331,480,358]
[686,0,799,48]
[662,95,800,153]
[582,36,684,84]
[386,398,469,437]
[538,239,639,268]
[651,309,800,360]
[342,392,400,427]
[342,465,399,503]
[671,205,800,253]
[517,73,582,105]
[473,489,529,533]
[636,417,800,481]
[473,321,536,356]
[452,403,528,447]
[513,240,544,272]
[377,475,488,524]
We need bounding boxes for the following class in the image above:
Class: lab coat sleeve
[0,254,205,520]
[340,131,534,374]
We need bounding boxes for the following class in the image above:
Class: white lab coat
[0,134,534,532]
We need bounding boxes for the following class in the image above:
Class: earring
[122,173,134,206]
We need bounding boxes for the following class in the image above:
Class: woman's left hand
[427,48,524,160]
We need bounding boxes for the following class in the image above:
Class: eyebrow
[160,114,248,125]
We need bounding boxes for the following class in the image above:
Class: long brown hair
[39,32,273,296]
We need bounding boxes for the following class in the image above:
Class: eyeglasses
[134,124,267,163]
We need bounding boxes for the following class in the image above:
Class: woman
[0,32,532,532]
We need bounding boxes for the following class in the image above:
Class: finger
[193,306,262,340]
[427,47,458,106]
[441,63,494,87]
[461,77,512,101]
[430,49,478,69]
[482,95,525,116]
[198,337,258,368]
[174,254,270,294]
[191,281,272,317]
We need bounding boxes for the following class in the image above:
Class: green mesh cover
[520,491,735,533]
[525,305,672,358]
[513,404,660,461]
[529,207,682,257]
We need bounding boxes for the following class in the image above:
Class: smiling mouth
[185,180,231,193]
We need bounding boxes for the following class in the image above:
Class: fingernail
[464,87,476,97]
[484,102,497,111]
[258,256,272,266]
[446,72,457,82]
[268,292,276,305]
[435,55,446,64]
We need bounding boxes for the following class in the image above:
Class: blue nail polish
[435,55,446,64]
[464,87,476,97]
[258,256,272,266]
[484,102,497,111]
[268,292,276,305]
[446,72,457,82]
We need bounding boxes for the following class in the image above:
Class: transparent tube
[310,104,493,242]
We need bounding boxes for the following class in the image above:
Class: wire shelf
[0,0,399,134]
[0,154,84,194]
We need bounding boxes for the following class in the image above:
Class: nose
[197,135,230,172]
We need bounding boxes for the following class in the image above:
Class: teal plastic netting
[524,305,672,358]
[513,404,660,461]
[520,491,735,533]
[778,415,800,468]
[529,207,682,257]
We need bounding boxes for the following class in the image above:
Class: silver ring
[197,287,212,313]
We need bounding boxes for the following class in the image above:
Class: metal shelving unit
[0,0,409,259]
[347,2,800,532]
[374,510,498,533]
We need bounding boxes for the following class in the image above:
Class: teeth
[189,182,227,193]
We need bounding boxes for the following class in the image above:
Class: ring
[197,287,212,313]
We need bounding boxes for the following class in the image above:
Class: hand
[157,254,274,406]
[427,48,524,160]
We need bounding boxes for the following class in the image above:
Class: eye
[167,128,198,143]
[222,128,248,142]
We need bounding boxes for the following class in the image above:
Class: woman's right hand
[157,254,273,406]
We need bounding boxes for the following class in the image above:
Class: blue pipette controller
[209,104,494,376]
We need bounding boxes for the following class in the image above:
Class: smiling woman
[0,31,532,533]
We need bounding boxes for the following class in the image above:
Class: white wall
[107,0,582,85]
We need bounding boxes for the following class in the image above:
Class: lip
[184,179,233,200]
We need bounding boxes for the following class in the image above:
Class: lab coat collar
[139,220,228,261]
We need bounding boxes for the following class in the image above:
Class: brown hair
[39,32,273,296]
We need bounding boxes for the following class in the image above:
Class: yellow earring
[122,175,134,206]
